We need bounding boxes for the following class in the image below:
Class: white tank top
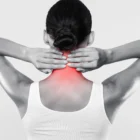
[22,81,112,140]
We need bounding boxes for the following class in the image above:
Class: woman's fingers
[40,48,62,55]
[68,52,90,57]
[42,53,66,59]
[68,61,97,68]
[37,57,67,64]
[76,68,87,73]
[68,49,99,61]
[71,47,96,53]
[67,56,96,62]
[35,63,66,69]
[30,47,67,71]
[66,47,100,71]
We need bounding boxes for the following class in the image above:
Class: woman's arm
[0,38,33,110]
[0,38,30,62]
[102,40,140,101]
[102,40,140,123]
[68,40,140,123]
[68,40,140,101]
[0,38,66,113]
[95,40,140,123]
[103,59,140,123]
[0,55,33,108]
[68,40,140,72]
[105,40,140,64]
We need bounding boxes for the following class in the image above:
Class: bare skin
[0,35,140,125]
[38,79,93,112]
[37,51,93,113]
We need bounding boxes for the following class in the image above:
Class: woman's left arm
[68,40,140,123]
[68,40,140,72]
[68,39,140,101]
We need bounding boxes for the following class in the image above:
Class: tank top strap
[93,82,105,110]
[86,82,98,107]
[27,81,40,108]
[94,82,111,125]
[22,82,42,120]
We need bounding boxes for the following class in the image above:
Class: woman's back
[22,80,112,140]
[38,78,93,112]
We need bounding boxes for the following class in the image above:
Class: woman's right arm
[0,55,33,111]
[0,38,67,115]
[0,38,34,110]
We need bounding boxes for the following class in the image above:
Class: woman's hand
[67,47,107,73]
[27,47,67,74]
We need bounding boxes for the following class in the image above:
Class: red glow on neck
[50,51,85,83]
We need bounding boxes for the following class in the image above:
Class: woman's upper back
[21,79,94,118]
[21,80,112,140]
[38,79,93,112]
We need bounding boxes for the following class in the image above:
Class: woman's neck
[45,51,87,86]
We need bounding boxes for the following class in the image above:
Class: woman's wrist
[104,49,113,64]
[103,40,140,65]
[0,38,33,63]
[22,46,32,63]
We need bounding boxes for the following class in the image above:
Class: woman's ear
[43,30,49,44]
[88,31,95,46]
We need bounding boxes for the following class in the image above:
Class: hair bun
[53,27,77,51]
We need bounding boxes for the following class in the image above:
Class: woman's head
[44,0,94,51]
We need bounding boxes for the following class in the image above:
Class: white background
[0,0,140,140]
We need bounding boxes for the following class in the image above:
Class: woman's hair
[46,0,92,51]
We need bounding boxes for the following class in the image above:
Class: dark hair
[46,0,92,51]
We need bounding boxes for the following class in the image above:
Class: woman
[0,0,140,139]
